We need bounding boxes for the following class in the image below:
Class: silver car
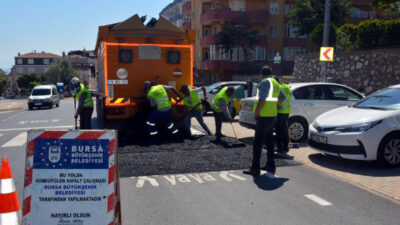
[28,85,60,110]
[197,81,257,116]
[239,82,364,141]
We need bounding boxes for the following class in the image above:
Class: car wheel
[28,106,33,110]
[288,117,308,142]
[202,101,210,115]
[377,133,400,168]
[49,104,53,109]
[56,102,60,107]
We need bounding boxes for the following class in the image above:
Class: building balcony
[182,21,192,29]
[283,38,306,47]
[200,59,266,71]
[182,1,191,13]
[200,8,268,25]
[200,35,217,47]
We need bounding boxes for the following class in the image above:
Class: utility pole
[320,0,331,82]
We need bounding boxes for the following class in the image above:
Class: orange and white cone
[0,156,21,225]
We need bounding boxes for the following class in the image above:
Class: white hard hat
[71,77,80,85]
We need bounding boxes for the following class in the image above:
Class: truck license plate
[311,134,327,144]
[244,105,253,112]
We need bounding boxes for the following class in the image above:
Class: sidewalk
[0,100,26,112]
[193,116,400,202]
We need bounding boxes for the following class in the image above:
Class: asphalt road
[0,99,399,225]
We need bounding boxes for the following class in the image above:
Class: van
[28,85,60,110]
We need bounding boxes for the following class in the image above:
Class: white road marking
[304,194,333,206]
[52,119,61,123]
[134,176,159,187]
[0,125,72,132]
[1,132,27,147]
[219,171,246,181]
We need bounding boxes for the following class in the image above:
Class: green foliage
[311,23,338,47]
[0,71,10,96]
[17,73,48,95]
[384,2,400,19]
[336,30,358,51]
[338,24,358,44]
[372,0,398,8]
[216,15,260,73]
[287,0,351,36]
[46,58,79,86]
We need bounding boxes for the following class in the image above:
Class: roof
[16,52,62,59]
[33,84,56,89]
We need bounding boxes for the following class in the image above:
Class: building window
[211,27,216,35]
[269,26,278,38]
[268,50,278,61]
[285,24,301,38]
[283,47,306,61]
[219,48,230,60]
[203,28,210,37]
[212,2,221,9]
[270,3,279,15]
[43,59,50,65]
[203,51,209,61]
[284,5,296,14]
[229,0,245,12]
[17,59,23,64]
[255,46,266,60]
[28,67,35,73]
[28,59,34,64]
[210,45,217,60]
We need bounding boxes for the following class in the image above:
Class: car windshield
[31,89,51,96]
[205,83,223,92]
[353,88,400,110]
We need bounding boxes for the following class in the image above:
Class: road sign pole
[320,0,331,82]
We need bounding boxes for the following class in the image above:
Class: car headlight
[334,120,382,132]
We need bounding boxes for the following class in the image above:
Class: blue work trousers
[147,109,178,136]
[184,110,211,134]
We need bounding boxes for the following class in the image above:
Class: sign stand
[22,130,121,225]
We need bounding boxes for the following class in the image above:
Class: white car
[28,85,60,110]
[197,81,257,115]
[239,83,364,141]
[309,85,400,168]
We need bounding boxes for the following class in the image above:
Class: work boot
[243,168,260,176]
[261,163,276,174]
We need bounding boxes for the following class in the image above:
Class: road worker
[143,81,181,137]
[275,77,292,153]
[180,85,211,137]
[243,66,286,176]
[71,77,93,129]
[211,86,235,143]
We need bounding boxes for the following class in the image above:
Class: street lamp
[273,52,281,75]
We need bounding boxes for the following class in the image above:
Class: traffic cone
[0,156,21,225]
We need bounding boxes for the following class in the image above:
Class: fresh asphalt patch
[118,133,301,177]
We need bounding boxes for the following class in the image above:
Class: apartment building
[67,50,97,89]
[160,0,184,27]
[14,51,61,76]
[164,0,382,81]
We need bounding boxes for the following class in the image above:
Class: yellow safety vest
[76,83,93,108]
[253,78,280,117]
[183,89,202,111]
[278,84,292,114]
[211,87,230,113]
[147,85,171,110]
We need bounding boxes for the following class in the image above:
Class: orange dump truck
[94,15,195,128]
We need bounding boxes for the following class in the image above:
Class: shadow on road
[308,153,400,177]
[253,175,289,191]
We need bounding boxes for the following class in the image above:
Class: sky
[0,0,173,71]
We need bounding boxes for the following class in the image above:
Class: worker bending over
[71,77,93,129]
[180,85,211,137]
[143,81,181,137]
[211,86,235,142]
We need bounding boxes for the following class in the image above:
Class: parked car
[309,84,400,167]
[239,82,364,141]
[197,81,257,116]
[28,85,60,110]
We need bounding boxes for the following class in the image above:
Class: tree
[0,71,10,97]
[287,0,351,37]
[216,15,260,73]
[46,58,79,87]
[17,73,47,95]
[311,23,338,47]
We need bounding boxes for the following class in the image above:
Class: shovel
[229,121,246,147]
[73,95,78,130]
